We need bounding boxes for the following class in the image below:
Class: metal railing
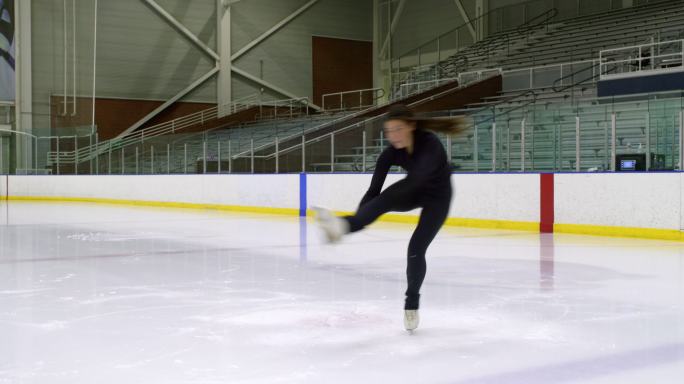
[392,1,682,97]
[599,39,684,80]
[395,68,502,100]
[391,8,557,100]
[12,94,683,175]
[395,78,458,100]
[227,71,504,173]
[46,95,310,166]
[54,113,343,176]
[39,55,607,175]
[475,8,558,58]
[47,95,258,165]
[254,97,311,119]
[6,83,684,175]
[503,59,598,92]
[321,88,385,112]
[391,0,557,72]
[0,128,39,174]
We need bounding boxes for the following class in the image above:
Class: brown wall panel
[50,97,216,141]
[312,36,373,108]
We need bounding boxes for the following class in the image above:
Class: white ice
[1,201,683,384]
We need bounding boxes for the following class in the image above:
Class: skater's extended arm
[359,148,393,207]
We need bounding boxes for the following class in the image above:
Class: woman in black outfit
[314,104,468,331]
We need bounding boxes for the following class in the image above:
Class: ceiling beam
[141,0,220,61]
[231,0,319,61]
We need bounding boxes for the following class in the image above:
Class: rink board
[3,172,684,240]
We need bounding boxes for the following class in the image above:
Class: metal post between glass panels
[25,136,29,173]
[89,134,93,174]
[218,141,222,174]
[56,137,60,175]
[446,134,452,168]
[529,68,533,89]
[275,137,279,174]
[474,123,479,172]
[672,115,677,170]
[203,141,207,174]
[521,118,526,172]
[554,117,558,171]
[610,113,616,171]
[108,143,112,175]
[645,112,650,171]
[531,115,535,170]
[167,143,170,174]
[506,123,511,171]
[151,146,155,174]
[34,138,38,174]
[94,134,98,175]
[301,136,306,173]
[575,116,580,172]
[491,122,497,172]
[183,143,187,174]
[679,110,684,169]
[330,133,335,173]
[121,147,125,175]
[135,147,139,175]
[74,136,78,175]
[362,130,366,172]
[250,139,254,174]
[228,140,232,174]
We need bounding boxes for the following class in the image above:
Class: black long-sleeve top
[359,129,452,207]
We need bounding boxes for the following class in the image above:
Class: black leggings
[344,185,452,310]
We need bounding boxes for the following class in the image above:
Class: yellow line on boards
[8,196,684,242]
[554,223,684,242]
[6,196,299,216]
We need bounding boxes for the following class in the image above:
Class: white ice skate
[312,206,349,243]
[404,309,420,332]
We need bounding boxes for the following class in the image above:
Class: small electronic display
[620,159,637,171]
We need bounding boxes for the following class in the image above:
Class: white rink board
[450,174,539,222]
[7,175,300,209]
[555,173,682,230]
[0,175,7,198]
[307,173,540,222]
[7,173,684,231]
[307,173,421,216]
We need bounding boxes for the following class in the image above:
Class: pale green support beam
[141,0,219,61]
[14,0,33,171]
[115,67,220,139]
[217,0,232,117]
[231,67,322,112]
[379,0,406,59]
[454,0,477,41]
[231,0,320,61]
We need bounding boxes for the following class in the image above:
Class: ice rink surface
[1,201,683,384]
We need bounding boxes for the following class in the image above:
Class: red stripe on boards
[540,173,554,233]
